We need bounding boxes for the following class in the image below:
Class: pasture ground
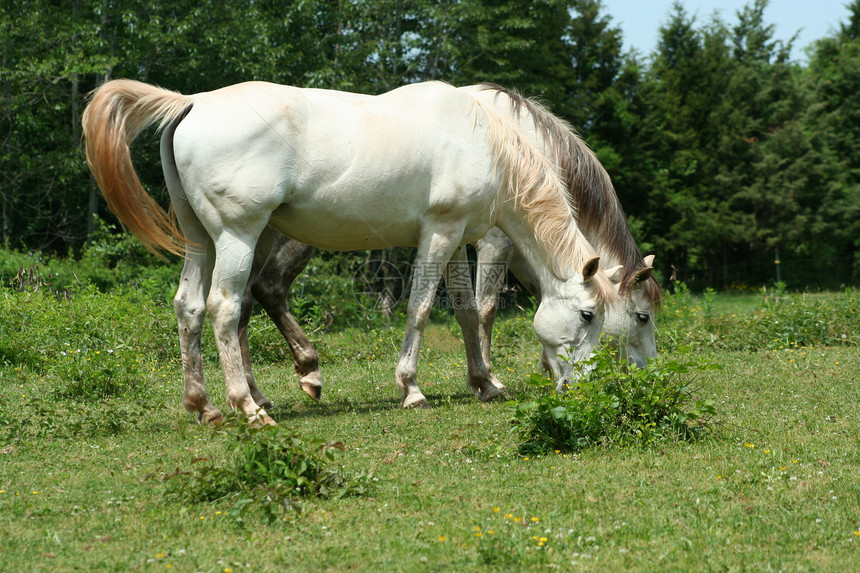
[0,286,858,571]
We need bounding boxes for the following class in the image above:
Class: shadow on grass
[268,388,507,423]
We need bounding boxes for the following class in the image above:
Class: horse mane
[477,83,662,308]
[471,96,617,307]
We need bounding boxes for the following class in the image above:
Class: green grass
[1,284,858,571]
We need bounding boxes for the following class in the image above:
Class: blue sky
[599,0,853,61]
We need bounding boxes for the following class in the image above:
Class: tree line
[2,0,858,289]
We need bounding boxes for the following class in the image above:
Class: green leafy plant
[162,417,374,526]
[509,345,720,454]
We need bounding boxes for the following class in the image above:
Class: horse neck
[495,204,572,299]
[507,93,645,282]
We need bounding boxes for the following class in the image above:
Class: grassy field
[1,281,858,572]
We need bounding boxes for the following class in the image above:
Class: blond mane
[477,83,662,307]
[472,97,617,306]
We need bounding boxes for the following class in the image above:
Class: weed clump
[161,418,373,525]
[509,345,719,454]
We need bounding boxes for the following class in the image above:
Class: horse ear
[582,257,600,282]
[643,254,655,268]
[634,266,653,284]
[604,264,624,284]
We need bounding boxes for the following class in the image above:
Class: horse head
[532,257,609,391]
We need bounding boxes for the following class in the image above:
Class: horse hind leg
[174,247,224,424]
[251,235,322,400]
[163,130,222,424]
[205,226,275,426]
[238,281,273,410]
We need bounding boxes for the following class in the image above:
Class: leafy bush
[162,418,373,526]
[509,345,719,454]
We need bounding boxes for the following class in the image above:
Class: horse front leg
[396,228,463,409]
[445,247,505,402]
[474,228,516,391]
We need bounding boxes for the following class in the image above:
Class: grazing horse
[82,79,617,425]
[235,83,661,400]
[466,84,661,389]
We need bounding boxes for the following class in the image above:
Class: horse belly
[268,191,424,251]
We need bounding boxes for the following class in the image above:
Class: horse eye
[580,310,594,323]
[636,312,650,324]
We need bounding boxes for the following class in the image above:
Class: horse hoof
[300,381,322,401]
[199,409,224,425]
[478,386,506,403]
[250,411,277,427]
[402,395,430,409]
[489,374,506,390]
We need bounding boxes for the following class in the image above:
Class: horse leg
[164,151,222,424]
[234,229,280,411]
[474,228,516,390]
[237,281,273,410]
[173,246,223,424]
[444,246,505,402]
[396,226,464,409]
[208,230,275,425]
[251,234,322,400]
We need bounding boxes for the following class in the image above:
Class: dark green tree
[798,0,860,282]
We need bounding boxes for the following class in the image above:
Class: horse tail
[82,79,193,258]
[471,95,617,306]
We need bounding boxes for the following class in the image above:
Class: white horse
[464,84,661,389]
[82,79,617,425]
[230,84,660,401]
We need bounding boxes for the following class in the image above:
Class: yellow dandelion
[200,516,205,520]
[505,513,513,519]
[764,449,771,454]
[514,517,522,523]
[156,553,164,559]
[437,536,447,542]
[531,517,539,523]
[474,526,481,532]
[492,507,500,513]
[744,443,755,448]
[475,532,483,538]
